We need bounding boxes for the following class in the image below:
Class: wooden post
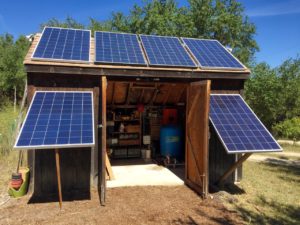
[100,76,107,206]
[55,149,62,209]
[217,153,252,185]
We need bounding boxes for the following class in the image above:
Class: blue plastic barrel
[160,125,183,158]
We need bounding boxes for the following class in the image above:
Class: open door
[185,80,211,197]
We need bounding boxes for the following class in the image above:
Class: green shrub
[273,117,300,140]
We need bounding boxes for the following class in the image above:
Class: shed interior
[106,80,188,181]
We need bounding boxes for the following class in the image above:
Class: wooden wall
[32,148,91,199]
[209,125,236,184]
[27,73,101,197]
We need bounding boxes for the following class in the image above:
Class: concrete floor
[107,163,185,188]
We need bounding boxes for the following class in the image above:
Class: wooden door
[185,80,211,197]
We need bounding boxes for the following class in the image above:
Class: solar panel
[140,35,196,67]
[209,94,282,154]
[182,38,245,69]
[14,91,94,149]
[95,31,146,65]
[32,27,90,63]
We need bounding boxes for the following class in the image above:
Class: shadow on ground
[28,191,91,204]
[232,161,300,225]
[233,194,300,225]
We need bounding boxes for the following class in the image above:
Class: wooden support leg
[55,149,63,209]
[217,153,252,186]
[106,152,115,180]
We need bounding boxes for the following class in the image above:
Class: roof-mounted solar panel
[140,35,196,68]
[32,27,90,63]
[182,38,245,70]
[95,31,147,65]
[14,91,94,149]
[210,94,282,154]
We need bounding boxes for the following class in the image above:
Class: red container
[10,178,23,189]
[162,109,178,125]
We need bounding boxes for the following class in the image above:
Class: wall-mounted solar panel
[210,94,282,154]
[140,35,196,67]
[14,91,94,149]
[182,38,245,70]
[95,32,146,65]
[32,27,90,63]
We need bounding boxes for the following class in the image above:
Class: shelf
[114,119,140,122]
[112,132,140,134]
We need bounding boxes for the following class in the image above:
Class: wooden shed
[16,27,281,206]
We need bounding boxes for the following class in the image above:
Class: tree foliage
[273,117,300,140]
[40,16,85,30]
[41,0,258,64]
[0,34,30,104]
[245,57,300,131]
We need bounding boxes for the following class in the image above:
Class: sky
[0,0,299,68]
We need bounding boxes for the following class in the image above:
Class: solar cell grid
[95,31,146,65]
[209,94,282,154]
[14,91,94,149]
[140,35,196,67]
[182,38,245,69]
[32,27,90,62]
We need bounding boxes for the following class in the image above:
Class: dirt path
[0,186,243,225]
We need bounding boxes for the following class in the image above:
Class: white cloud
[246,0,300,17]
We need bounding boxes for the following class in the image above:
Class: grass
[223,145,300,225]
[0,104,20,194]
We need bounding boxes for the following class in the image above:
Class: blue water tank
[160,125,183,158]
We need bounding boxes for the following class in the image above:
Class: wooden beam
[174,85,186,104]
[217,153,252,185]
[111,82,115,105]
[125,83,132,105]
[150,84,159,105]
[139,89,145,103]
[25,65,250,80]
[55,149,62,209]
[163,87,171,105]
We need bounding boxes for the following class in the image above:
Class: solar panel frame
[31,27,91,64]
[209,94,282,154]
[14,91,95,150]
[140,34,197,68]
[181,38,246,70]
[94,31,147,66]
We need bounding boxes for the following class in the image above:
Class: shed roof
[24,34,251,80]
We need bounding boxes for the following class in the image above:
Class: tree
[104,0,258,64]
[41,0,258,65]
[276,57,300,120]
[244,57,300,130]
[0,34,30,105]
[244,63,282,129]
[188,0,258,64]
[40,16,85,31]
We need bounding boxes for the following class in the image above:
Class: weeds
[0,104,19,156]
